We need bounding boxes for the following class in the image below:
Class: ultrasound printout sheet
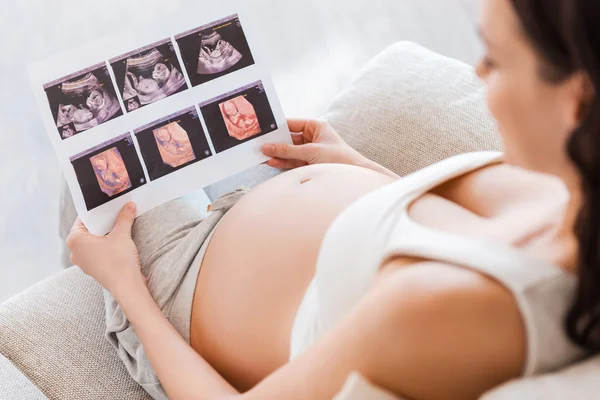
[28,4,291,235]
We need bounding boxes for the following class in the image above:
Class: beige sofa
[2,42,600,400]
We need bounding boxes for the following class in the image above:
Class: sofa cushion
[0,267,150,400]
[326,41,502,176]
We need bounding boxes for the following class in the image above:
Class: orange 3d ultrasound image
[219,95,262,140]
[199,81,277,153]
[135,107,212,182]
[90,148,132,197]
[152,122,196,168]
[71,133,147,210]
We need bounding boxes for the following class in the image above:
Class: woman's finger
[111,202,137,238]
[67,217,89,251]
[70,217,89,234]
[287,119,310,133]
[291,133,304,146]
[266,158,307,170]
[287,119,318,142]
[262,142,315,161]
[266,158,292,169]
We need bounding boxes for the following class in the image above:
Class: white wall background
[0,0,481,302]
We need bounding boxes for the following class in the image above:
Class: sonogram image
[197,31,243,75]
[219,96,262,140]
[44,63,123,139]
[134,106,212,181]
[70,133,146,210]
[90,148,132,197]
[110,39,188,112]
[199,81,277,153]
[152,122,196,168]
[175,14,255,87]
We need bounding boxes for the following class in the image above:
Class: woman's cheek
[485,74,507,127]
[487,73,522,144]
[484,73,524,164]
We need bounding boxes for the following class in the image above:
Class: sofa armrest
[0,354,47,400]
[0,267,150,400]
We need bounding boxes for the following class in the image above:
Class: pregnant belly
[190,164,395,391]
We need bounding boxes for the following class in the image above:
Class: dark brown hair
[510,0,600,352]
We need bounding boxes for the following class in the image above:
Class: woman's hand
[262,119,400,178]
[66,202,144,295]
[262,119,365,169]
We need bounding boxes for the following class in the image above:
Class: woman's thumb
[112,202,137,237]
[262,143,313,161]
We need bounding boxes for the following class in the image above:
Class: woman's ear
[567,71,595,126]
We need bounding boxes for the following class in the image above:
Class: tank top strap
[380,149,570,291]
[392,151,506,199]
[367,151,506,235]
[384,219,569,293]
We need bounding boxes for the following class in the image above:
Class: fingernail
[263,144,275,154]
[128,202,136,212]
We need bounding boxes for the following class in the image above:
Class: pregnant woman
[67,1,600,399]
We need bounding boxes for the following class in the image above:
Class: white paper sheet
[28,2,291,235]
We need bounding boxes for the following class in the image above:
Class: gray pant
[104,188,248,400]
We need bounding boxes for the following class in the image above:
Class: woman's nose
[475,61,486,80]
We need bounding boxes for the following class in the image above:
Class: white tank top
[289,151,585,377]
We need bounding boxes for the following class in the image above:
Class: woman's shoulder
[360,259,526,398]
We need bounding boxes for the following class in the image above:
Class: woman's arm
[68,207,524,400]
[112,275,239,399]
[238,261,526,400]
[262,119,400,179]
[116,260,525,400]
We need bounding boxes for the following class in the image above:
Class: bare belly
[190,164,395,391]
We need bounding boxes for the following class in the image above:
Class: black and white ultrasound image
[200,82,277,153]
[110,41,188,112]
[135,108,213,182]
[44,65,123,140]
[71,134,146,211]
[175,15,255,87]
